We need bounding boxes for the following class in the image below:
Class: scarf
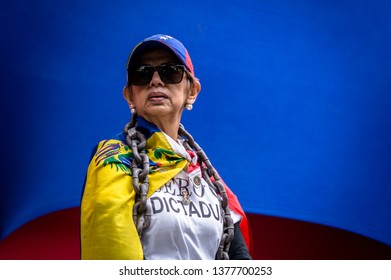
[81,117,251,259]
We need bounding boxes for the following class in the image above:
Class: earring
[129,104,136,114]
[185,103,193,111]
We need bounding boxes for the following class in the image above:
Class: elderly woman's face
[125,48,193,126]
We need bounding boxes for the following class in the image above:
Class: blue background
[1,0,391,246]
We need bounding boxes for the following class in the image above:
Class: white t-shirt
[140,135,240,260]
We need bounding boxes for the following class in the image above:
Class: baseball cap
[126,34,194,75]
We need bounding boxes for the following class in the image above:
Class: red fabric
[224,185,253,256]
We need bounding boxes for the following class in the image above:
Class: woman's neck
[142,115,181,141]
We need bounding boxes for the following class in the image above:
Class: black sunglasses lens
[129,65,154,86]
[158,65,184,84]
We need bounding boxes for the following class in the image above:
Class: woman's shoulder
[92,132,127,154]
[88,132,132,167]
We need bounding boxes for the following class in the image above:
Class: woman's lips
[148,92,168,102]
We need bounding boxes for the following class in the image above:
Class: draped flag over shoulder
[81,117,251,259]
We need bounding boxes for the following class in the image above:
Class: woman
[81,34,251,260]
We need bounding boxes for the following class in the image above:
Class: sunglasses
[128,64,187,86]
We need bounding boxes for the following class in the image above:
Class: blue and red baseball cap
[126,34,194,75]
